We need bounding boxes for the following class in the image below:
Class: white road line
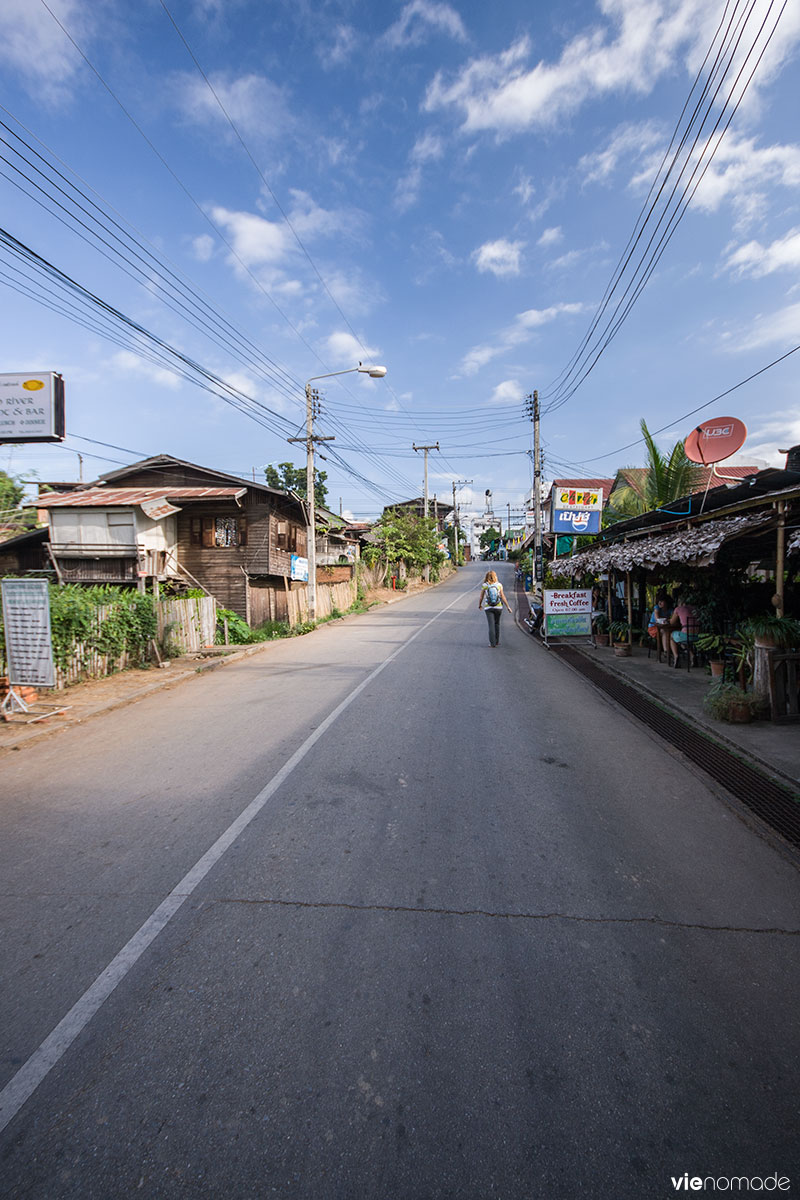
[0,588,471,1135]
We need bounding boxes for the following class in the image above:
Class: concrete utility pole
[293,365,386,621]
[452,478,472,564]
[289,385,333,621]
[412,443,439,518]
[525,391,543,586]
[413,442,439,582]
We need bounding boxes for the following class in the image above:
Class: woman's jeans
[485,608,501,645]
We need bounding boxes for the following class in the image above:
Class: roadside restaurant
[558,462,800,718]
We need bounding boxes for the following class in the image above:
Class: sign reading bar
[543,588,592,638]
[1,579,56,687]
[0,372,65,443]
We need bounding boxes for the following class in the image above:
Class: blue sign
[552,508,601,534]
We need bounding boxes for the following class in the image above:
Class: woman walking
[478,569,512,647]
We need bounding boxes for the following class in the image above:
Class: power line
[541,0,787,414]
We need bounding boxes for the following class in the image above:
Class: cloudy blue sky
[1,0,799,519]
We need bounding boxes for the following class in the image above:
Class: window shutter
[202,517,215,548]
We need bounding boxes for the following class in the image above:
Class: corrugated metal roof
[34,487,246,508]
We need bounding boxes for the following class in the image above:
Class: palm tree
[605,419,702,523]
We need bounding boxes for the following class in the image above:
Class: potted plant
[703,681,759,724]
[593,612,610,646]
[609,619,631,656]
[741,614,800,649]
[695,632,727,678]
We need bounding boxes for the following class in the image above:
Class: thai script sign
[290,554,309,581]
[552,509,601,534]
[1,579,56,687]
[0,372,65,443]
[543,588,592,637]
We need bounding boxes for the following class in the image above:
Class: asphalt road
[1,561,798,1199]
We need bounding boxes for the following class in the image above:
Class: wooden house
[33,455,315,623]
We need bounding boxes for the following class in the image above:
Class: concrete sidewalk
[514,583,800,794]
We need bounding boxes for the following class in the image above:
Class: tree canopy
[605,419,702,523]
[0,470,36,541]
[264,462,328,508]
[363,508,444,573]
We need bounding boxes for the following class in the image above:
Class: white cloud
[320,24,359,67]
[684,134,800,226]
[513,174,535,205]
[395,134,445,211]
[730,303,800,352]
[473,238,525,277]
[110,351,181,391]
[0,0,96,105]
[457,301,588,375]
[173,71,293,141]
[724,228,800,279]
[192,234,216,262]
[489,380,524,405]
[211,207,291,268]
[384,0,467,49]
[579,120,666,183]
[424,0,800,138]
[323,332,383,368]
[738,410,800,468]
[537,227,563,248]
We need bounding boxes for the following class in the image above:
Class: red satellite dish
[684,416,747,465]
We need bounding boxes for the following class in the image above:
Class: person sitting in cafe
[667,594,699,666]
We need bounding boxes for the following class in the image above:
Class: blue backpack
[486,583,500,606]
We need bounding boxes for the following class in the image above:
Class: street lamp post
[294,364,387,622]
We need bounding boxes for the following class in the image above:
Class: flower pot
[595,633,609,646]
[727,702,752,723]
[613,643,631,657]
[709,660,725,678]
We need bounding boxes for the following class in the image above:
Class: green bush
[47,585,156,673]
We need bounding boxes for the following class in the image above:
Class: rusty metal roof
[34,486,246,508]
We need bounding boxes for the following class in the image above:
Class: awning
[564,512,775,575]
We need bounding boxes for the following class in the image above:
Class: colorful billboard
[552,508,601,534]
[553,487,603,510]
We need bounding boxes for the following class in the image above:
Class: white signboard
[543,588,592,638]
[1,579,56,687]
[290,555,309,581]
[0,372,65,443]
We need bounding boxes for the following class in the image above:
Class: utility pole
[525,391,543,588]
[412,442,439,518]
[452,478,471,565]
[413,442,439,581]
[289,384,334,621]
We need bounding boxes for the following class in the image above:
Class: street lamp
[295,364,387,621]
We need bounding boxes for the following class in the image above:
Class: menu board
[1,579,56,687]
